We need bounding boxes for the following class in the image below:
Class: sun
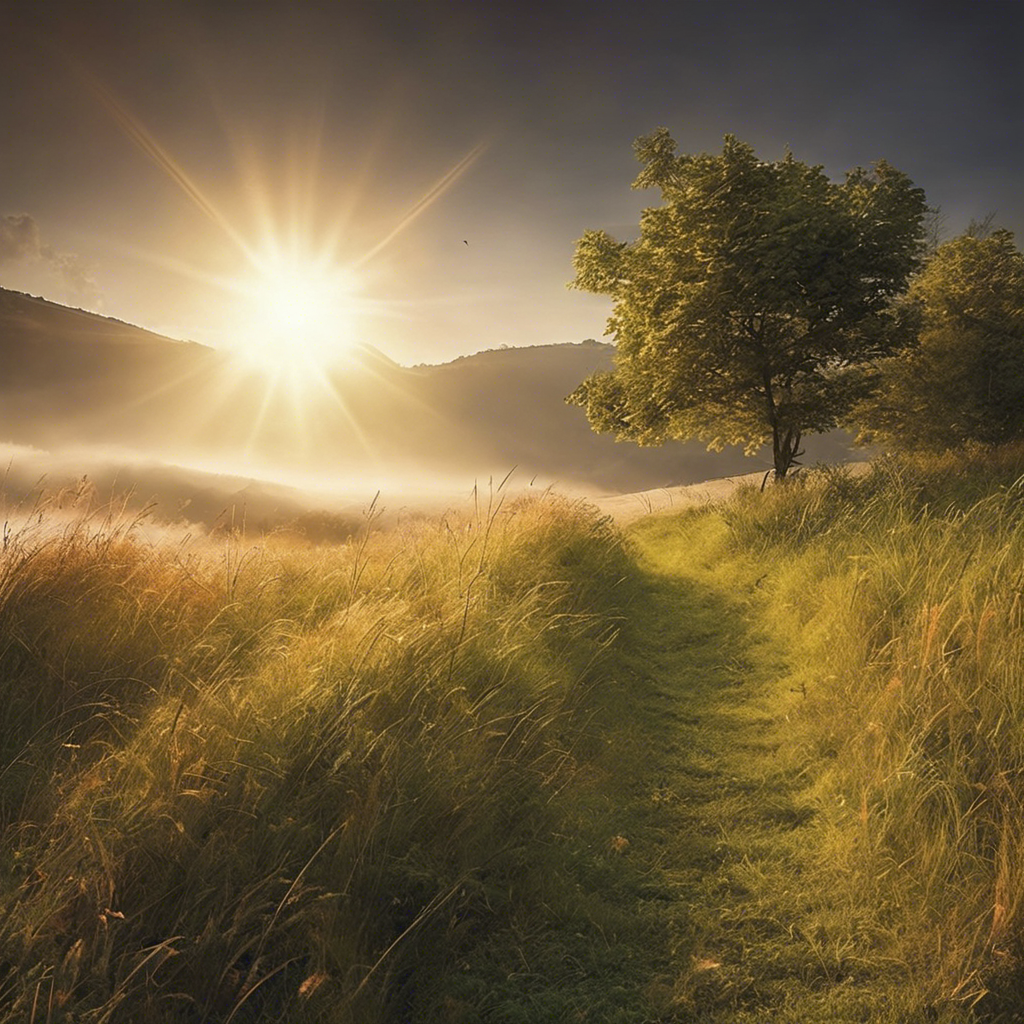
[227,256,365,377]
[81,75,488,383]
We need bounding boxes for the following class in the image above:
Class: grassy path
[537,511,939,1024]
[445,506,972,1023]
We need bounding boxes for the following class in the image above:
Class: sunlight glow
[229,256,364,375]
[77,69,489,468]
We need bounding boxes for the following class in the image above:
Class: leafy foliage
[568,130,928,478]
[853,228,1024,452]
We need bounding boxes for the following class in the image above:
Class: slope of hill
[0,288,861,511]
[0,288,226,451]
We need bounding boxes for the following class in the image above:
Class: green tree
[852,228,1024,452]
[567,130,928,480]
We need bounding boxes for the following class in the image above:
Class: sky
[1,0,1021,367]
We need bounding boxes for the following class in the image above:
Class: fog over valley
[0,287,861,533]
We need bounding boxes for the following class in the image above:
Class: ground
[488,508,975,1022]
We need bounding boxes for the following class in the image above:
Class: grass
[0,488,641,1022]
[4,444,1024,1021]
[663,444,1024,1021]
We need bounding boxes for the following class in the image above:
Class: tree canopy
[567,130,929,479]
[852,228,1024,453]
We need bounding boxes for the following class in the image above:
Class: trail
[455,505,944,1022]
[566,513,909,1023]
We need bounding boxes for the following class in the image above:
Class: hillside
[4,452,1024,1021]
[0,288,860,520]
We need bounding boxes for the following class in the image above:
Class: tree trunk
[771,424,804,481]
[761,364,804,482]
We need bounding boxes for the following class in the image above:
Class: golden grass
[0,489,634,1022]
[722,447,1024,1014]
[7,445,1024,1020]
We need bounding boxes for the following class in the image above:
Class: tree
[567,130,929,480]
[851,228,1024,452]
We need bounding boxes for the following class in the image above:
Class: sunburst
[225,255,364,376]
[80,70,486,467]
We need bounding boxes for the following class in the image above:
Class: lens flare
[76,67,488,469]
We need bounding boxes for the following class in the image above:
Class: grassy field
[711,448,1024,1021]
[0,488,648,1022]
[3,448,1024,1021]
[626,444,1024,1022]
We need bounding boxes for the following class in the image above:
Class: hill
[0,288,861,520]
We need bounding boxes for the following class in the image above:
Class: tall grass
[0,490,634,1022]
[721,445,1024,1013]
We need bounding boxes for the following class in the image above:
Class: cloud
[1,213,99,305]
[0,213,42,263]
[41,246,98,302]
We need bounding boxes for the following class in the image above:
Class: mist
[0,287,864,540]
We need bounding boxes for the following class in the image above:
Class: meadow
[3,447,1024,1022]
[705,445,1024,1020]
[0,486,642,1022]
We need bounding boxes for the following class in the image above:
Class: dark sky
[2,0,1021,365]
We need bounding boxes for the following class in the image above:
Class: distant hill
[0,287,860,503]
[0,288,225,452]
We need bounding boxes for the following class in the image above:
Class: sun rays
[224,256,364,374]
[78,68,487,465]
